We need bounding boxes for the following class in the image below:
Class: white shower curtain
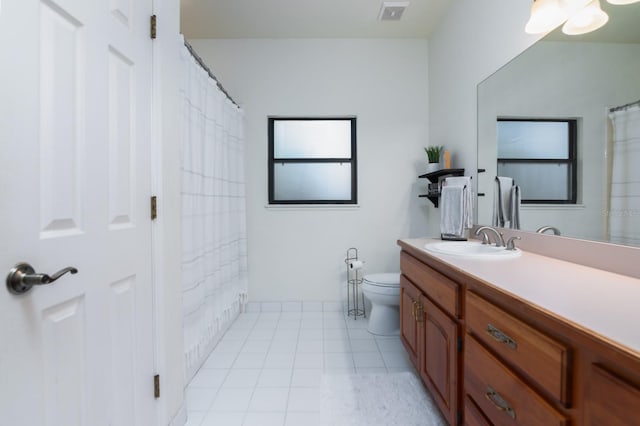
[608,102,640,246]
[180,39,248,382]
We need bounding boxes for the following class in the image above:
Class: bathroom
[1,0,639,425]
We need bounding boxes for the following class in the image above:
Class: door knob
[6,262,78,295]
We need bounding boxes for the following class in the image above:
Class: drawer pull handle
[487,324,517,349]
[485,386,516,419]
[412,300,417,320]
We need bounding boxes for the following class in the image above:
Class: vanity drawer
[466,291,570,405]
[465,336,568,426]
[400,252,460,318]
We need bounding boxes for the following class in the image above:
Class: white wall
[189,39,430,302]
[428,0,541,231]
[477,41,640,241]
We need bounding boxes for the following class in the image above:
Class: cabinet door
[585,364,640,426]
[400,276,420,368]
[420,294,459,426]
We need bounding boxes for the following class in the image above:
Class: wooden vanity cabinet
[398,244,640,426]
[400,252,461,426]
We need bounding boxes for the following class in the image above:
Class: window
[268,117,357,204]
[497,118,577,204]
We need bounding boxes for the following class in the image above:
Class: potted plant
[424,146,443,173]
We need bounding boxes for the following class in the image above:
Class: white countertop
[400,238,640,355]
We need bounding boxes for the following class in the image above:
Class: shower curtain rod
[183,39,240,109]
[610,99,640,113]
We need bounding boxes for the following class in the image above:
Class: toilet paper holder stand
[344,247,366,320]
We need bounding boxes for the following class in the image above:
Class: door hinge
[154,374,160,399]
[457,337,463,353]
[150,15,157,40]
[150,196,157,220]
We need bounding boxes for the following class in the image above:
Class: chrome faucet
[536,226,561,236]
[474,226,505,247]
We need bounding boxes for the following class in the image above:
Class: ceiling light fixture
[525,0,634,35]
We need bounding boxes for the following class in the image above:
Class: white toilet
[361,273,401,335]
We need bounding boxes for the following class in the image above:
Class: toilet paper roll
[348,260,364,270]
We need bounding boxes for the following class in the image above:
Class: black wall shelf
[418,168,465,208]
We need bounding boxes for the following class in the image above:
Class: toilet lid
[364,273,400,287]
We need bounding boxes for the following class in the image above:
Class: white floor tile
[282,302,302,312]
[249,329,276,340]
[352,352,385,368]
[259,312,282,319]
[280,311,303,319]
[298,329,323,341]
[233,352,266,369]
[223,369,261,388]
[257,369,292,388]
[253,319,279,330]
[381,350,412,368]
[184,411,205,426]
[248,387,289,411]
[285,412,320,426]
[287,387,321,412]
[302,301,323,312]
[213,339,245,354]
[349,339,378,352]
[241,339,271,354]
[290,369,323,388]
[345,318,368,328]
[324,353,354,370]
[185,387,218,412]
[203,351,238,369]
[244,303,261,313]
[296,340,323,354]
[300,318,323,329]
[189,368,229,389]
[323,328,349,340]
[264,351,295,369]
[323,339,351,353]
[347,328,375,340]
[277,319,301,330]
[269,338,298,353]
[294,352,323,369]
[356,367,388,374]
[200,411,244,426]
[273,329,299,340]
[261,302,282,312]
[210,387,254,412]
[243,412,286,426]
[322,318,346,329]
[374,337,404,352]
[223,329,252,340]
[301,311,323,319]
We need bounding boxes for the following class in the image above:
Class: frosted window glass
[497,121,569,159]
[274,120,352,159]
[498,163,570,201]
[273,163,352,201]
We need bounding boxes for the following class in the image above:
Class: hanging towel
[492,176,514,227]
[440,185,465,237]
[440,176,473,238]
[510,185,521,230]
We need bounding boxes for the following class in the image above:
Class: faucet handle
[506,236,521,251]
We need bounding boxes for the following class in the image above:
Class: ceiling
[180,0,454,39]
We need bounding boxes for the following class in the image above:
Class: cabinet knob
[485,386,516,419]
[487,323,517,350]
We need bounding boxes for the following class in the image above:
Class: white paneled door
[0,0,155,425]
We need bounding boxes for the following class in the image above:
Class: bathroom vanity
[397,237,640,426]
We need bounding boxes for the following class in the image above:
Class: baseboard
[243,300,346,313]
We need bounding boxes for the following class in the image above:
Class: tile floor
[184,309,415,426]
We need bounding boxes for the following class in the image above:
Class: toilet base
[367,304,400,336]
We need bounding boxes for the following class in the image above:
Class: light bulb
[525,0,569,34]
[562,0,609,35]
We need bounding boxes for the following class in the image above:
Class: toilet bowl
[361,273,401,336]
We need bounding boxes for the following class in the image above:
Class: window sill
[521,204,585,210]
[265,204,361,211]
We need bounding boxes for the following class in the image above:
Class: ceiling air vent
[378,1,410,21]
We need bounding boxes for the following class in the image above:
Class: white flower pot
[426,162,440,173]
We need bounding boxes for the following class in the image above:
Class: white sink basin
[423,241,521,259]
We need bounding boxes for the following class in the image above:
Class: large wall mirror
[477,1,640,246]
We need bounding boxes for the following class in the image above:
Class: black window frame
[497,118,577,204]
[268,116,357,205]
